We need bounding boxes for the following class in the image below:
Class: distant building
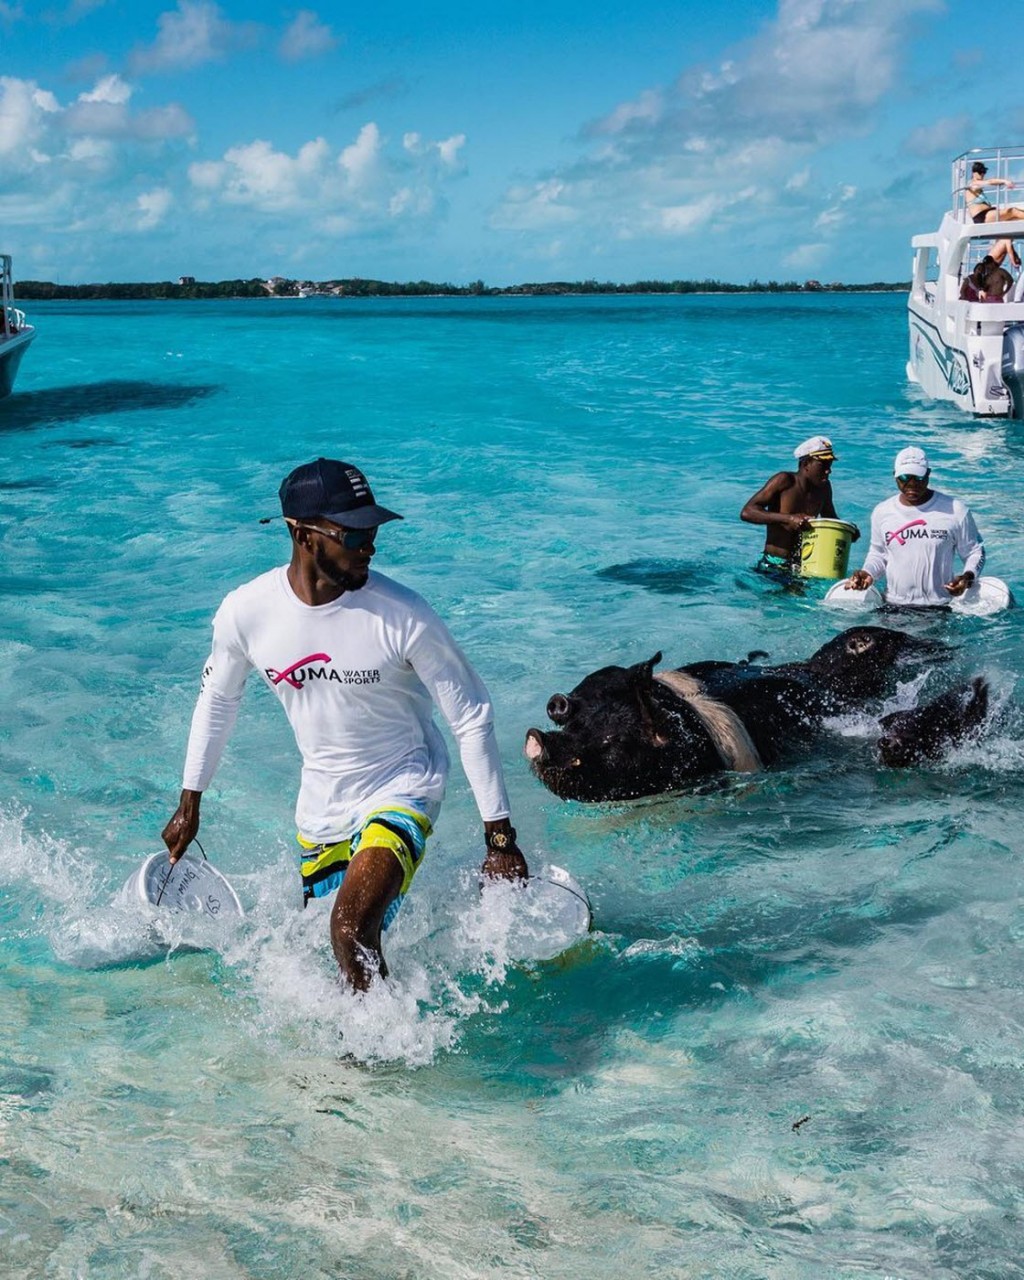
[178,276,195,286]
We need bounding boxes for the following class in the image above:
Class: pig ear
[633,659,671,747]
[630,652,663,686]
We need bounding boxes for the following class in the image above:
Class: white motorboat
[907,147,1024,417]
[0,254,35,399]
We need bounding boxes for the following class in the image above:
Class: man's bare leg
[330,845,404,990]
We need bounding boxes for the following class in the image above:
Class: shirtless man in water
[740,435,858,574]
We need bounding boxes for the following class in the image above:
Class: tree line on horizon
[15,276,910,301]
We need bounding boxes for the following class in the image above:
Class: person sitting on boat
[988,238,1020,271]
[845,447,984,606]
[741,436,859,576]
[960,256,1014,302]
[966,163,1024,256]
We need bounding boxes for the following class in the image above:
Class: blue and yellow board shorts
[296,805,433,930]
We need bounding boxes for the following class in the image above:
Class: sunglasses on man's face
[896,473,928,485]
[295,522,378,550]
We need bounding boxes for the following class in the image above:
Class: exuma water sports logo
[885,519,927,547]
[265,653,381,687]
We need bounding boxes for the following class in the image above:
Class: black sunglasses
[293,522,378,550]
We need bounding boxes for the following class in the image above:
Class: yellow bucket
[798,519,856,580]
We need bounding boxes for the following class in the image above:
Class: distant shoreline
[16,277,911,302]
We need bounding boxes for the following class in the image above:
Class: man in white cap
[161,458,528,990]
[741,435,858,575]
[846,447,984,605]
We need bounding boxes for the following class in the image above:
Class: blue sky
[1,0,1020,285]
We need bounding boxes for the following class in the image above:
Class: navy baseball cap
[279,458,403,528]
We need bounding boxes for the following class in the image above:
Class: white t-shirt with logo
[181,567,511,841]
[859,490,985,606]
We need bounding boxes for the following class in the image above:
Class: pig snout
[546,693,573,724]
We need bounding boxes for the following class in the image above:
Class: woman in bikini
[966,162,1024,268]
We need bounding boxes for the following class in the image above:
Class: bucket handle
[154,837,208,905]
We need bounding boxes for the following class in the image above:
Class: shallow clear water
[3,293,1024,1277]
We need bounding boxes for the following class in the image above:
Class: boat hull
[0,328,34,399]
[907,305,976,411]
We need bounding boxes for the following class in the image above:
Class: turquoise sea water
[3,293,1024,1278]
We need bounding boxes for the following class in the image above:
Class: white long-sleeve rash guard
[858,490,985,606]
[181,566,511,842]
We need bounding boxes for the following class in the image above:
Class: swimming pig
[876,677,989,768]
[525,626,944,802]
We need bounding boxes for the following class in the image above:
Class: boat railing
[1,305,27,337]
[952,146,1024,221]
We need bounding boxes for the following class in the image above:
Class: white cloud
[79,74,131,106]
[493,0,941,250]
[588,89,663,138]
[389,186,433,218]
[783,241,828,269]
[404,130,466,171]
[659,196,719,234]
[67,136,113,168]
[65,77,194,141]
[129,1,257,74]
[491,179,580,231]
[187,121,466,236]
[814,183,857,231]
[136,187,172,229]
[0,77,60,165]
[63,0,111,22]
[279,10,338,62]
[0,73,197,244]
[339,122,380,184]
[188,158,223,190]
[436,133,465,170]
[905,114,972,157]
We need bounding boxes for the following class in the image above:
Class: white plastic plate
[121,852,244,919]
[948,575,1013,616]
[823,577,884,609]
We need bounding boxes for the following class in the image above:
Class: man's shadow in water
[0,379,219,433]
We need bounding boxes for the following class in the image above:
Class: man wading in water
[740,435,858,576]
[162,458,527,990]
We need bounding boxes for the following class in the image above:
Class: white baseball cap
[794,435,836,460]
[894,446,929,477]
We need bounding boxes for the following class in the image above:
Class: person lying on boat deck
[740,435,859,575]
[960,255,1014,302]
[845,447,985,606]
[966,163,1024,246]
[161,457,528,991]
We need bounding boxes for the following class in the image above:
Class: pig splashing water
[525,626,946,802]
[876,676,990,768]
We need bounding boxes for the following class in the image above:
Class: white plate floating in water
[120,852,244,919]
[486,865,593,963]
[948,575,1014,617]
[823,578,884,609]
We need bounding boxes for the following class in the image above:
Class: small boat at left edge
[0,253,35,399]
